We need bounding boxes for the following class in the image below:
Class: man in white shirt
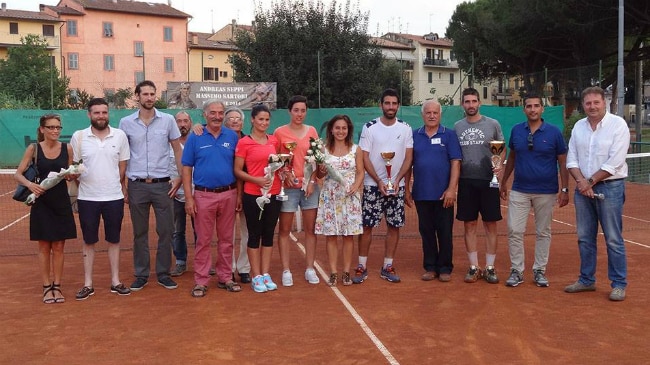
[73,98,131,300]
[565,86,630,301]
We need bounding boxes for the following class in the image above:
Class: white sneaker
[282,270,293,287]
[305,268,320,284]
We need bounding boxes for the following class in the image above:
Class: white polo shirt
[71,126,130,202]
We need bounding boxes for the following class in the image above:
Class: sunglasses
[527,133,533,150]
[43,125,63,131]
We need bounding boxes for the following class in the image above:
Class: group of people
[16,82,629,303]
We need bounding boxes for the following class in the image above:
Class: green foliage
[375,59,413,106]
[154,99,168,109]
[0,34,69,109]
[67,89,94,110]
[0,91,37,109]
[229,0,383,108]
[564,112,584,143]
[446,0,650,92]
[112,88,134,109]
[438,95,454,106]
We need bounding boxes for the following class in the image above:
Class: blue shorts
[280,186,321,213]
[78,199,125,244]
[362,185,406,228]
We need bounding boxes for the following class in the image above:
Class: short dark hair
[287,95,308,110]
[461,87,480,102]
[87,97,109,111]
[135,80,156,95]
[523,93,543,106]
[380,88,400,104]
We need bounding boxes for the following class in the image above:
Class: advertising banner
[166,81,277,110]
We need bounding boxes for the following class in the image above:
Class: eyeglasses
[527,133,533,150]
[43,125,63,131]
[227,117,242,122]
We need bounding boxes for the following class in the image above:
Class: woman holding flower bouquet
[315,115,364,286]
[234,104,283,293]
[14,114,77,304]
[273,95,321,286]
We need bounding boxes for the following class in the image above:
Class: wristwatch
[588,177,595,185]
[561,188,569,193]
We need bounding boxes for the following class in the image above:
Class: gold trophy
[276,153,292,201]
[489,141,505,188]
[380,151,396,195]
[283,141,299,184]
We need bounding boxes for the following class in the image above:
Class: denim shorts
[280,186,321,213]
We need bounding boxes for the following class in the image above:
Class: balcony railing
[422,57,453,67]
[0,32,60,48]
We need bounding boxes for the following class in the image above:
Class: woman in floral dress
[315,115,364,286]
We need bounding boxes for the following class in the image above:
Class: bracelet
[309,180,316,184]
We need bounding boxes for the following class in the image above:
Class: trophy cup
[276,153,292,201]
[283,141,299,184]
[380,151,396,195]
[489,141,505,188]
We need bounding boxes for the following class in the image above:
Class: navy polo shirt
[508,120,567,194]
[412,125,463,200]
[181,126,237,188]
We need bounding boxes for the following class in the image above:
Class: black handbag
[13,144,40,202]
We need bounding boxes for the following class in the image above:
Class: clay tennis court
[1,174,650,364]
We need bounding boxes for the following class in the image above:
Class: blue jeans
[172,198,195,264]
[573,179,627,289]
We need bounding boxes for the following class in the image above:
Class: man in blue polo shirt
[499,94,569,288]
[182,99,240,298]
[406,99,462,282]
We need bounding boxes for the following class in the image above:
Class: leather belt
[132,177,171,183]
[593,178,624,186]
[194,183,237,194]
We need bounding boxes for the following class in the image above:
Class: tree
[0,34,69,109]
[229,0,384,108]
[376,59,413,105]
[446,0,650,93]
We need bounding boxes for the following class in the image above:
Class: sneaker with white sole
[251,275,268,293]
[380,265,401,283]
[609,287,626,301]
[351,264,368,284]
[282,270,293,287]
[263,273,278,291]
[505,269,524,287]
[533,269,549,287]
[305,268,320,284]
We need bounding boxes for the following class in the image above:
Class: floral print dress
[315,144,362,236]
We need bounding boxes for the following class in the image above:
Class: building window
[103,22,113,37]
[483,86,488,99]
[68,53,79,70]
[163,26,173,42]
[135,71,145,84]
[9,22,18,35]
[219,71,228,78]
[203,67,219,81]
[164,58,174,72]
[428,72,432,84]
[134,41,144,57]
[43,25,55,37]
[104,55,114,71]
[450,51,456,61]
[450,73,454,85]
[67,20,77,37]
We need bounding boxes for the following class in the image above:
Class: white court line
[552,217,650,249]
[289,233,400,365]
[0,213,30,231]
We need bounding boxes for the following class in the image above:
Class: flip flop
[191,285,207,298]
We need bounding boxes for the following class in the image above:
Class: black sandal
[328,273,338,287]
[42,284,56,304]
[51,283,65,303]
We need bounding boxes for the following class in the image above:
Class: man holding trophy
[353,88,413,284]
[454,88,505,284]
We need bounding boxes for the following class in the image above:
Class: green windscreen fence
[0,105,564,168]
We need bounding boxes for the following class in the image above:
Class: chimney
[1,3,6,12]
[192,33,198,45]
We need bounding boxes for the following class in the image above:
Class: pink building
[42,0,190,100]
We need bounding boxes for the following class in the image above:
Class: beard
[179,127,189,137]
[382,109,396,119]
[91,118,109,130]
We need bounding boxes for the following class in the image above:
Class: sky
[14,0,470,37]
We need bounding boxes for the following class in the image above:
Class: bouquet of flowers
[303,137,345,191]
[24,160,86,206]
[255,154,284,219]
